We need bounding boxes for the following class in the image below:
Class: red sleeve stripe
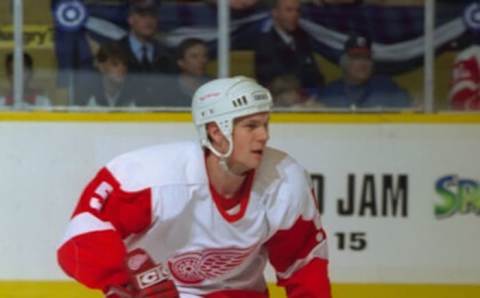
[277,258,331,298]
[58,212,115,247]
[276,241,328,280]
[266,215,329,278]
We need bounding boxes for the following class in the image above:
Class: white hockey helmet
[192,76,273,159]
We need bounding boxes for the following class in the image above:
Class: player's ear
[206,122,225,146]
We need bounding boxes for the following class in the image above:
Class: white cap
[192,76,273,159]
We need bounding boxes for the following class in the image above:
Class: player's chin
[248,153,264,168]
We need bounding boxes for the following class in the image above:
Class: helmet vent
[232,96,248,107]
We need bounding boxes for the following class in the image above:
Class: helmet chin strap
[205,136,243,176]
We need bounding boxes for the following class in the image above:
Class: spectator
[115,0,176,106]
[254,0,324,97]
[270,75,322,108]
[0,52,51,108]
[449,42,480,110]
[318,34,412,109]
[162,38,212,107]
[78,43,136,107]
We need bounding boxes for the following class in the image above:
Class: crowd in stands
[1,0,478,111]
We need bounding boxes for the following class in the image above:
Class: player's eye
[245,123,258,129]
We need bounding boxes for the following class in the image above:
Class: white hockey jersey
[58,141,330,298]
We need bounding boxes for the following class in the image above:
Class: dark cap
[344,34,372,57]
[129,0,159,16]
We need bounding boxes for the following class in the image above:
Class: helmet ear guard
[192,76,273,159]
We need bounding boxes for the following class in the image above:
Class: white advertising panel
[0,121,478,285]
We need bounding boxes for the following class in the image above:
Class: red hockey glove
[125,248,179,298]
[105,249,178,298]
[105,285,135,298]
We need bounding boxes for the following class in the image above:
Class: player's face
[273,0,300,33]
[177,44,209,77]
[229,112,270,173]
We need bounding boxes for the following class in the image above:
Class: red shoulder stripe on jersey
[58,167,154,291]
[266,216,325,273]
[57,230,129,289]
[277,258,331,298]
[102,187,152,237]
[71,167,121,218]
[71,167,153,238]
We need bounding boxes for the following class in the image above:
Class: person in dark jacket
[254,0,324,98]
[113,0,176,106]
[319,34,412,109]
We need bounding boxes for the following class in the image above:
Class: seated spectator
[270,75,322,108]
[318,34,412,109]
[79,43,136,107]
[0,52,51,108]
[115,0,176,106]
[254,0,324,97]
[449,43,480,110]
[162,38,211,107]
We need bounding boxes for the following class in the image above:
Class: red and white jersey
[449,45,480,110]
[57,141,330,298]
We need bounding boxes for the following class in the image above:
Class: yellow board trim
[0,111,479,123]
[0,282,479,298]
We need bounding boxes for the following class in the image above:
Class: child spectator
[162,38,211,107]
[270,75,322,108]
[84,43,136,107]
[0,52,51,108]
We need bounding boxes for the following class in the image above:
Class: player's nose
[257,125,269,143]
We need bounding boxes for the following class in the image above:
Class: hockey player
[57,76,331,298]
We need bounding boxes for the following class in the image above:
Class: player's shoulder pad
[106,141,207,191]
[256,147,311,194]
[256,148,315,225]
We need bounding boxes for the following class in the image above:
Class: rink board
[0,112,479,297]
